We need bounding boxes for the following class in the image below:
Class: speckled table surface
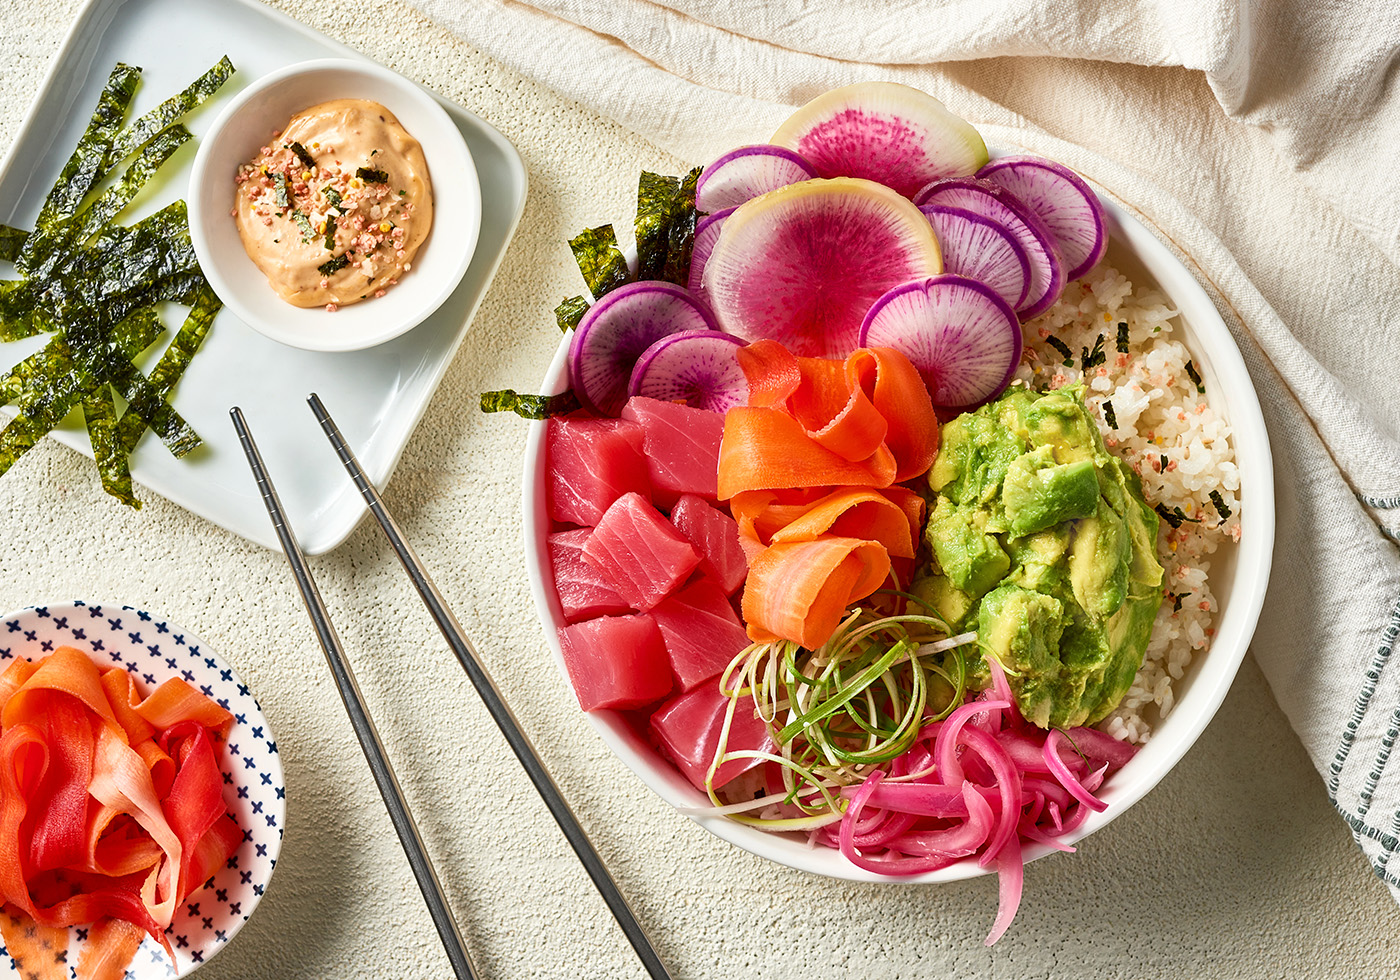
[0,1,1396,978]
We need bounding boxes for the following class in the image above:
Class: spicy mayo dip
[233,99,432,310]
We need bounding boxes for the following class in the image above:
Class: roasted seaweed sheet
[0,58,234,506]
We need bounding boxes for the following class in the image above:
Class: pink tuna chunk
[650,681,776,791]
[557,613,672,711]
[669,493,748,595]
[651,577,751,691]
[547,416,651,527]
[583,492,701,611]
[548,528,632,622]
[619,396,725,509]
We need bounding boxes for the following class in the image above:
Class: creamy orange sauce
[233,99,432,310]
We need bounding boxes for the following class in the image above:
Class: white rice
[1014,264,1241,743]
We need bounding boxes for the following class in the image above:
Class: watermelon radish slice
[627,330,748,413]
[695,146,817,213]
[977,155,1107,280]
[702,177,942,358]
[771,82,988,199]
[687,206,736,299]
[920,204,1031,311]
[858,274,1022,409]
[569,280,718,417]
[915,176,1064,320]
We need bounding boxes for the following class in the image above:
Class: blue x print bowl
[0,599,285,978]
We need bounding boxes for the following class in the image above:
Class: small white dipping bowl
[521,191,1275,884]
[189,59,481,352]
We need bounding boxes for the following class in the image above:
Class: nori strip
[1209,489,1232,521]
[480,388,581,419]
[1045,335,1073,366]
[83,385,138,507]
[287,141,317,171]
[0,281,39,341]
[1116,320,1129,353]
[318,254,349,276]
[1103,399,1117,430]
[1184,359,1204,392]
[115,287,219,453]
[322,186,343,209]
[568,225,629,299]
[660,166,702,286]
[33,63,140,231]
[356,167,389,183]
[1154,503,1201,529]
[0,226,27,262]
[292,209,315,242]
[554,295,588,333]
[635,171,680,281]
[323,212,337,250]
[1080,333,1106,371]
[273,172,291,209]
[106,56,234,165]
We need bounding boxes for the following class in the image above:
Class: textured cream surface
[1,1,1398,978]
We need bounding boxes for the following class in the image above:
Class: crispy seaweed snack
[0,57,233,506]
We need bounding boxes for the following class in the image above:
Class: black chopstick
[230,407,479,980]
[306,393,674,980]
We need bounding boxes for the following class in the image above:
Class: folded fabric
[411,0,1400,899]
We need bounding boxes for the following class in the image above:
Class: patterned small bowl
[0,600,285,978]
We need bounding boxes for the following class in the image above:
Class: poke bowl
[519,82,1273,916]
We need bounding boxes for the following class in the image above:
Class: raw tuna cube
[652,578,751,691]
[547,417,651,527]
[650,682,776,791]
[548,529,632,622]
[620,396,725,508]
[557,613,672,711]
[669,493,748,595]
[583,492,701,611]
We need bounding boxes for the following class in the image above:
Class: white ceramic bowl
[521,195,1274,883]
[188,59,481,352]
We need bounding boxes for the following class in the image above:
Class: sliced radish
[858,274,1022,409]
[920,204,1031,311]
[702,177,942,358]
[915,176,1064,320]
[627,330,748,413]
[687,206,736,300]
[772,82,988,199]
[978,156,1106,281]
[695,146,817,213]
[569,280,718,417]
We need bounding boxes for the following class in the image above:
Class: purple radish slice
[569,280,718,417]
[695,146,817,213]
[627,330,749,413]
[920,204,1031,310]
[859,273,1022,409]
[977,155,1107,281]
[702,176,942,359]
[771,81,988,199]
[915,176,1064,320]
[687,206,737,299]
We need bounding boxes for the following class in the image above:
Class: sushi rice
[1016,264,1241,743]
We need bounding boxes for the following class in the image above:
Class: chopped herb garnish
[1116,320,1129,353]
[480,388,581,419]
[318,254,349,276]
[1209,489,1232,521]
[1185,359,1204,392]
[1081,333,1106,371]
[1045,336,1073,366]
[568,224,630,299]
[370,148,379,157]
[1154,504,1201,529]
[1103,400,1117,430]
[356,166,389,183]
[286,140,317,170]
[273,172,290,209]
[398,189,406,196]
[554,295,588,333]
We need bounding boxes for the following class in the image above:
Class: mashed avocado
[912,384,1164,729]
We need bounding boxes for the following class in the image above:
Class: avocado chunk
[924,384,1166,729]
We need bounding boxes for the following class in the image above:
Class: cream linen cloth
[410,0,1400,896]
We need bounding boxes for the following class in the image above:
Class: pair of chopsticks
[231,396,673,980]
